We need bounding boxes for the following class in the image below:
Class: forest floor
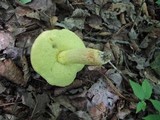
[0,0,160,120]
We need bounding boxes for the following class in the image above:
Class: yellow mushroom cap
[31,29,85,86]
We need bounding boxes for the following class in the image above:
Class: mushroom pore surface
[31,29,85,86]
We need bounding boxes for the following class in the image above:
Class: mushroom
[31,29,111,87]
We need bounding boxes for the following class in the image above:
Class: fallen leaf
[88,102,106,120]
[75,111,92,120]
[27,0,56,22]
[144,68,160,84]
[54,80,84,96]
[61,17,85,30]
[87,79,119,110]
[48,102,62,120]
[20,56,30,83]
[3,47,23,59]
[71,97,87,110]
[22,92,50,119]
[128,28,138,40]
[0,59,26,86]
[53,0,66,4]
[0,31,15,51]
[72,8,90,18]
[15,6,33,26]
[94,0,108,6]
[117,109,131,119]
[86,14,103,30]
[106,69,122,88]
[150,52,160,76]
[0,82,6,94]
[54,96,76,112]
[50,16,58,27]
[110,42,123,65]
[128,54,147,70]
[0,1,9,10]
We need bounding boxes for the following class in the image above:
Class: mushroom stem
[58,48,111,65]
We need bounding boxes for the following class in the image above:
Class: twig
[0,102,21,107]
[54,80,86,96]
[101,72,137,102]
[83,36,109,43]
[112,22,133,37]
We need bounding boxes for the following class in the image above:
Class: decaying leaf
[117,109,131,119]
[22,92,50,119]
[48,102,62,120]
[75,111,92,120]
[53,96,76,112]
[144,68,160,84]
[15,6,33,26]
[61,17,85,30]
[54,80,84,96]
[0,94,29,119]
[72,8,90,18]
[88,102,107,120]
[151,52,160,76]
[60,8,89,30]
[86,14,103,30]
[28,0,56,22]
[0,82,6,94]
[110,42,123,65]
[106,69,122,88]
[3,47,23,59]
[50,16,58,27]
[0,59,23,85]
[20,56,30,83]
[71,97,87,110]
[0,59,26,86]
[128,54,148,70]
[87,79,119,110]
[0,31,15,51]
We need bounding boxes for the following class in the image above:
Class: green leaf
[143,114,160,120]
[150,99,160,112]
[129,80,145,100]
[136,101,146,113]
[19,0,31,4]
[156,0,160,6]
[142,79,152,99]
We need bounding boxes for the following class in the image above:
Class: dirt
[0,0,160,120]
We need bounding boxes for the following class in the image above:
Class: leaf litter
[0,0,160,120]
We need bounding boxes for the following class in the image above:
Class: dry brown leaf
[110,42,123,65]
[119,13,126,25]
[0,31,15,51]
[15,6,33,26]
[88,102,107,120]
[54,80,84,96]
[53,0,66,4]
[50,16,58,27]
[0,82,6,94]
[21,56,30,84]
[87,79,119,111]
[3,103,29,117]
[86,15,103,30]
[103,75,125,99]
[116,109,131,119]
[71,97,87,110]
[106,69,122,88]
[130,40,141,52]
[144,68,160,84]
[0,59,26,86]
